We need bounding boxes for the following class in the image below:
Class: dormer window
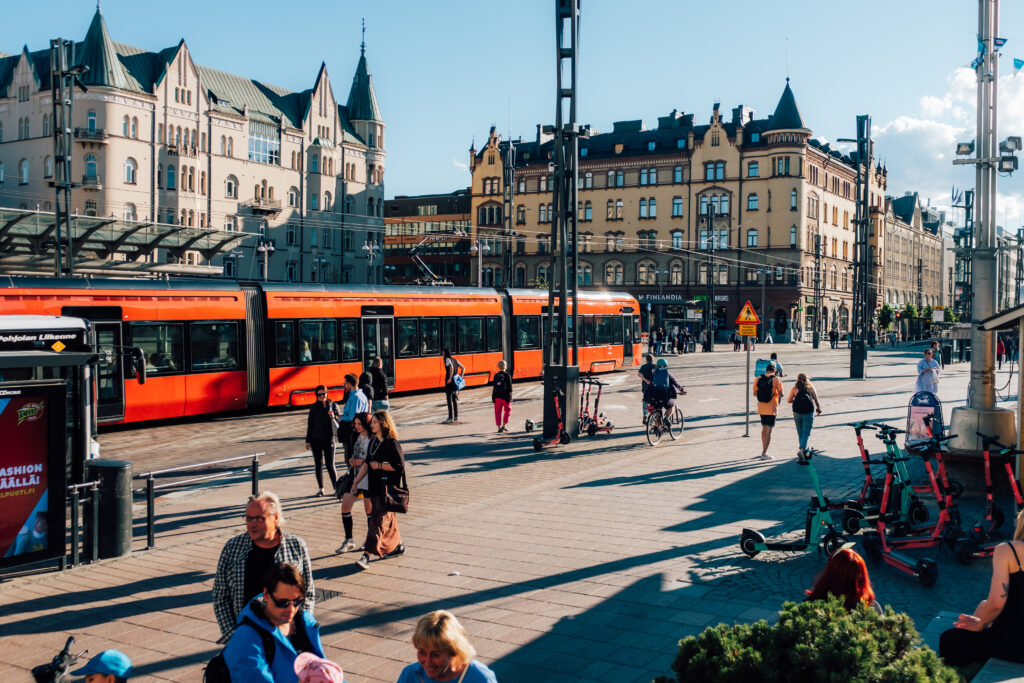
[750,132,760,143]
[647,141,656,151]
[580,147,588,157]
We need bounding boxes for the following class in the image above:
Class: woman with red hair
[805,546,882,613]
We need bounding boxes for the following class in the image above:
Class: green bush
[655,597,959,683]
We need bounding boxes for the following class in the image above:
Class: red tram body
[0,277,640,425]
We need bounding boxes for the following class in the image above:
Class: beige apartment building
[881,193,944,311]
[0,7,385,282]
[470,81,892,341]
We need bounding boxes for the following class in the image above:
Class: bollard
[251,456,259,496]
[84,460,133,561]
[69,487,80,568]
[89,484,99,564]
[146,476,156,550]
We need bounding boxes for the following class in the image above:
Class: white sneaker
[336,539,355,554]
[797,448,805,458]
[757,453,774,461]
[355,553,370,570]
[441,418,454,424]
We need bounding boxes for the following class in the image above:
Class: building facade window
[671,231,683,250]
[746,229,758,247]
[748,161,759,178]
[790,225,798,248]
[225,175,237,198]
[84,155,97,179]
[674,166,682,183]
[124,158,137,184]
[672,197,683,218]
[747,193,758,211]
[791,189,798,210]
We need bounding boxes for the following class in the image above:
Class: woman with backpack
[442,348,466,424]
[787,373,822,457]
[492,360,513,432]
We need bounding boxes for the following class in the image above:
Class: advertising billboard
[0,382,66,567]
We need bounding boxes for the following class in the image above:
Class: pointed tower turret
[77,6,134,91]
[766,78,810,134]
[346,30,383,125]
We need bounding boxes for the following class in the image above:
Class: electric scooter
[579,376,614,437]
[956,432,1024,564]
[533,386,570,451]
[844,425,931,534]
[739,448,848,558]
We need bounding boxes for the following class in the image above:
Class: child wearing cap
[71,649,133,683]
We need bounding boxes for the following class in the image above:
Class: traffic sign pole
[736,300,760,438]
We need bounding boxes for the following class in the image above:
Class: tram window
[594,315,619,345]
[633,315,641,343]
[190,322,240,371]
[442,318,457,354]
[300,320,337,363]
[340,319,359,361]
[274,321,294,365]
[486,316,502,352]
[131,323,183,375]
[458,317,484,353]
[397,319,419,357]
[515,316,540,349]
[420,318,440,355]
[582,315,595,346]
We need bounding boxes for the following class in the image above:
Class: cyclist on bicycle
[647,358,685,419]
[638,353,656,422]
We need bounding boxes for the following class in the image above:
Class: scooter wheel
[956,539,979,565]
[917,559,939,588]
[842,508,866,536]
[861,531,883,562]
[588,423,597,437]
[533,438,543,451]
[560,432,571,445]
[739,529,764,558]
[525,421,534,433]
[947,479,965,500]
[993,504,1006,531]
[909,501,930,525]
[823,532,847,556]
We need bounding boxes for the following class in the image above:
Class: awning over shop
[0,209,254,276]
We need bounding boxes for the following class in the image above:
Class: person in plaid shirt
[213,491,315,642]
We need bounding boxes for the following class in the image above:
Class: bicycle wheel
[646,413,664,446]
[667,407,685,440]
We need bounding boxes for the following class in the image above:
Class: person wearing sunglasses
[305,384,343,496]
[213,492,315,642]
[224,562,327,683]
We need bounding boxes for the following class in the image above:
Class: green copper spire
[78,6,135,91]
[346,25,382,123]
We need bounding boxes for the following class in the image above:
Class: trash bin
[941,345,953,366]
[83,459,133,560]
[687,341,696,354]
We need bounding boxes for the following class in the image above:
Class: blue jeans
[793,412,814,450]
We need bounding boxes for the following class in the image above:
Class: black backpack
[204,617,276,683]
[756,375,775,403]
[793,387,815,414]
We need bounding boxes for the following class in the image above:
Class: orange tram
[0,277,640,425]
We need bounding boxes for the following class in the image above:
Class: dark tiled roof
[766,79,807,131]
[346,48,382,122]
[891,194,918,223]
[78,9,141,92]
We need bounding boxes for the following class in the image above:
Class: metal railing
[133,453,263,550]
[74,127,108,141]
[65,481,100,569]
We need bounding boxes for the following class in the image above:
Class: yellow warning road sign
[735,300,761,325]
[738,323,757,337]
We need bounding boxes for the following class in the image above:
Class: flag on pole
[1014,57,1024,72]
[994,37,1008,51]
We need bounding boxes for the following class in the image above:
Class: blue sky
[6,0,1024,222]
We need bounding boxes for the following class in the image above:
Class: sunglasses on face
[316,392,326,398]
[269,595,304,609]
[245,514,273,523]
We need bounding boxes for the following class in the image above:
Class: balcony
[166,145,198,158]
[245,198,282,215]
[81,175,103,190]
[74,128,108,143]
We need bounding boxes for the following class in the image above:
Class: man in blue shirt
[339,373,369,460]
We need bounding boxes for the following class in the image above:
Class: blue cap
[71,650,133,678]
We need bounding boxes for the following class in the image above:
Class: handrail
[133,452,263,550]
[66,481,100,569]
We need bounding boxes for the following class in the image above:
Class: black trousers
[310,438,338,489]
[940,626,1018,667]
[445,384,459,419]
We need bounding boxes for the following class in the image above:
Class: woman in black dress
[350,410,406,570]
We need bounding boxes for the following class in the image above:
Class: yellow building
[470,81,890,342]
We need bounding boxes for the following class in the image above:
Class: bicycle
[645,399,684,446]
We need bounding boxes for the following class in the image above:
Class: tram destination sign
[0,329,87,353]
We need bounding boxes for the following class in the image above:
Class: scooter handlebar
[848,421,877,430]
[977,431,1012,451]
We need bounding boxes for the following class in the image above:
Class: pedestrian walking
[787,373,822,457]
[305,385,341,496]
[667,328,677,356]
[680,327,691,354]
[368,357,390,412]
[396,610,498,683]
[752,362,784,461]
[338,374,369,461]
[699,328,708,351]
[442,348,465,424]
[492,360,513,432]
[930,340,943,369]
[769,352,785,377]
[351,410,406,570]
[998,337,1006,370]
[890,330,898,347]
[223,561,325,682]
[732,331,741,351]
[336,413,373,554]
[914,348,941,395]
[213,492,315,642]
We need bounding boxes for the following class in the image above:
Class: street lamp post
[470,239,491,286]
[362,239,380,283]
[256,239,275,282]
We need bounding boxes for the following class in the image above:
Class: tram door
[362,317,395,388]
[94,322,126,422]
[622,313,634,360]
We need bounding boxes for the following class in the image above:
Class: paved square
[0,343,1013,681]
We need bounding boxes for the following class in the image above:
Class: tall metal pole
[500,141,516,286]
[760,269,767,343]
[51,39,77,278]
[950,0,1016,450]
[1015,227,1023,306]
[704,201,715,351]
[847,115,871,376]
[813,234,822,349]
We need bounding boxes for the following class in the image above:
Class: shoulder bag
[379,440,410,513]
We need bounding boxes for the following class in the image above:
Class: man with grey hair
[212,491,315,642]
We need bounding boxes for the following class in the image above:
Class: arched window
[124,203,137,221]
[123,115,130,136]
[167,164,176,189]
[84,155,97,179]
[345,196,353,213]
[41,115,49,136]
[200,171,207,195]
[157,164,162,188]
[790,189,798,210]
[19,159,29,184]
[131,117,138,138]
[536,264,550,285]
[288,187,298,207]
[174,127,181,147]
[310,155,318,173]
[220,136,226,155]
[187,167,194,191]
[746,229,758,247]
[790,225,797,248]
[637,261,656,284]
[670,260,683,285]
[324,192,332,211]
[227,138,233,156]
[87,110,97,133]
[124,158,137,184]
[44,156,53,178]
[225,175,237,198]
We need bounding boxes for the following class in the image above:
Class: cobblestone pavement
[0,343,1017,682]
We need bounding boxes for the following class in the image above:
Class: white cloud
[452,157,468,171]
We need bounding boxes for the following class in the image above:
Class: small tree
[902,302,919,321]
[877,303,894,331]
[657,597,958,683]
